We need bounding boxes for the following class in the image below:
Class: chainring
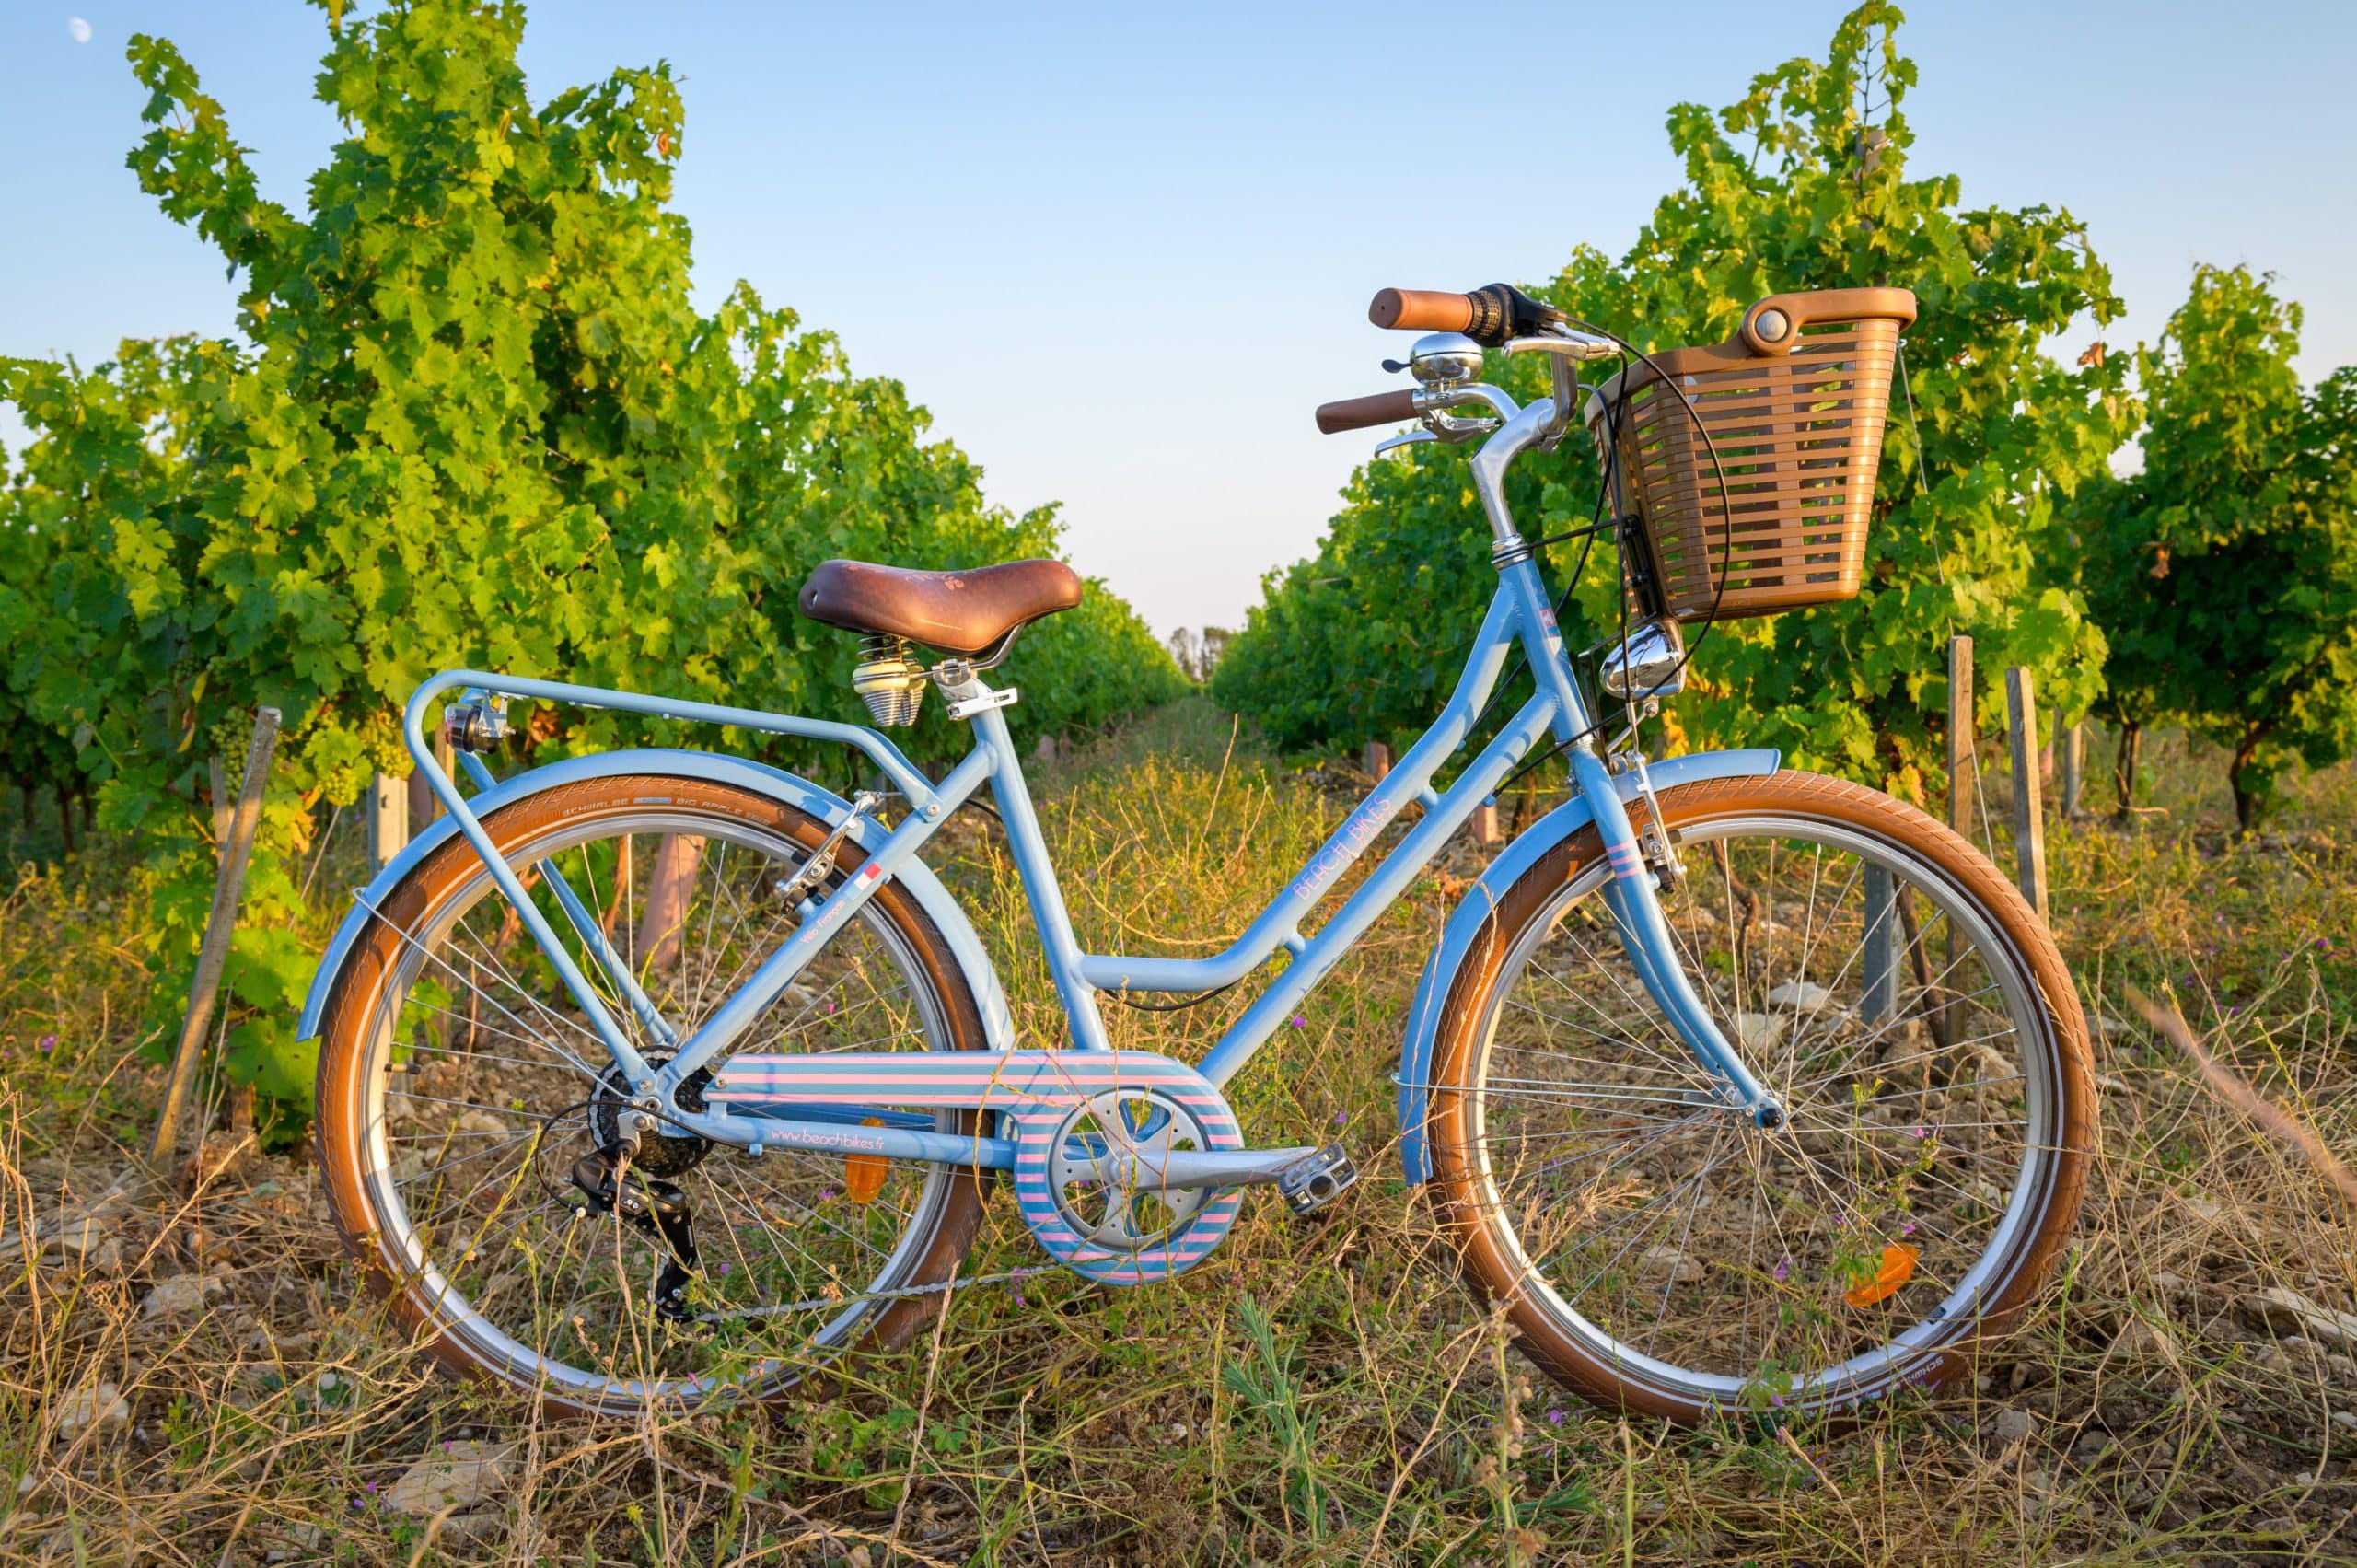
[1046,1086,1215,1253]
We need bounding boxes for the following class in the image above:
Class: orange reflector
[1843,1243,1920,1307]
[844,1119,890,1204]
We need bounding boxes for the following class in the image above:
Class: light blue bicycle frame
[396,383,1782,1182]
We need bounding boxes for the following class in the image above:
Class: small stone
[140,1273,226,1318]
[2181,1196,2223,1225]
[2243,1286,2357,1349]
[261,1523,324,1562]
[455,1109,507,1139]
[1641,1245,1702,1283]
[317,1371,343,1393]
[3,1203,122,1266]
[1990,1407,2037,1445]
[2096,1074,2131,1096]
[386,1440,515,1517]
[1733,1013,1787,1051]
[47,1212,116,1261]
[53,1383,130,1441]
[2110,1318,2179,1364]
[2154,1272,2189,1295]
[1766,981,1835,1013]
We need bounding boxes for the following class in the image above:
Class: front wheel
[1426,770,2094,1423]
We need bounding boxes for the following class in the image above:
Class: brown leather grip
[1369,288,1478,332]
[1316,389,1418,435]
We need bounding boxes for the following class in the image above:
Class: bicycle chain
[691,1263,1059,1326]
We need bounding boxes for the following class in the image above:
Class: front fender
[1394,749,1780,1182]
[296,748,1016,1051]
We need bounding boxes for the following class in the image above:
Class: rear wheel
[1427,771,2094,1423]
[314,774,993,1416]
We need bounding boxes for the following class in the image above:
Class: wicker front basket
[1585,287,1918,622]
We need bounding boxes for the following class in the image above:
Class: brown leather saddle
[796,558,1084,656]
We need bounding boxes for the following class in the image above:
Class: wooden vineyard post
[2006,668,2049,922]
[208,754,232,844]
[1363,740,1391,778]
[1471,802,1502,846]
[1946,636,1975,841]
[402,723,456,829]
[638,834,706,971]
[1938,635,1976,1047]
[2058,717,2084,819]
[405,767,432,831]
[1862,865,1898,1024]
[366,769,410,872]
[149,707,283,1174]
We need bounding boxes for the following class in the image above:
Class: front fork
[1500,555,1784,1129]
[1573,749,1783,1127]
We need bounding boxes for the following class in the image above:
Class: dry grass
[1,702,2353,1565]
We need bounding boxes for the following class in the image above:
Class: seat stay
[401,669,955,1086]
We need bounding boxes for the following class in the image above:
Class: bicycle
[304,281,2094,1424]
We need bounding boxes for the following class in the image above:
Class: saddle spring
[852,633,927,726]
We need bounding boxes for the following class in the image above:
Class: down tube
[1193,690,1558,1087]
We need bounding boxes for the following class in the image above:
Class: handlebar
[1368,282,1562,347]
[1368,288,1479,334]
[1320,282,1585,436]
[1315,389,1419,435]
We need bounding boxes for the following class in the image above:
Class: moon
[68,17,92,42]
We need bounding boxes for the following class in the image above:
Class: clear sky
[4,3,2353,640]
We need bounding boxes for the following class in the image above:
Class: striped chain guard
[708,1049,1243,1285]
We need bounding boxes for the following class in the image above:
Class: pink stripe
[722,1056,1201,1079]
[716,1071,1200,1091]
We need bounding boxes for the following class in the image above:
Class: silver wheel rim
[348,807,962,1408]
[1462,811,2061,1414]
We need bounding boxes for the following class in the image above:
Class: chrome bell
[1600,616,1688,701]
[1406,331,1485,388]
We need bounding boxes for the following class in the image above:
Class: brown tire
[314,773,993,1417]
[1426,770,2094,1424]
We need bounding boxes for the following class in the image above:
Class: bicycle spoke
[341,803,968,1408]
[1450,807,2066,1408]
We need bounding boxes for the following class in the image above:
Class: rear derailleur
[569,1144,701,1324]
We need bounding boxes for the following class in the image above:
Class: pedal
[1275,1144,1359,1218]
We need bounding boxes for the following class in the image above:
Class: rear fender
[1393,749,1780,1182]
[296,749,1016,1051]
